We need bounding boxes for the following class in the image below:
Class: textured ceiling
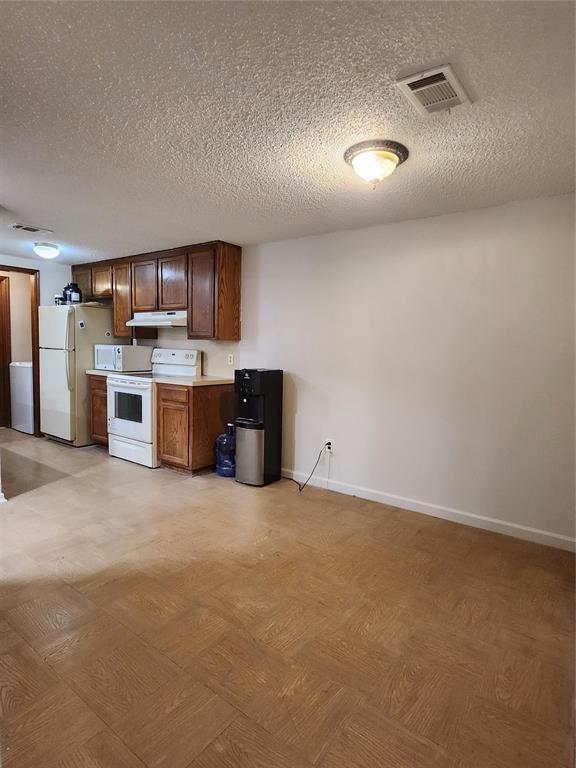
[0,1,574,264]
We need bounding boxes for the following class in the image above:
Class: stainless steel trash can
[235,419,265,486]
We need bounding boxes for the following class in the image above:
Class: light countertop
[85,369,233,387]
[86,368,134,378]
[154,375,234,387]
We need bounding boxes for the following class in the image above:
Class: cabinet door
[89,377,108,445]
[215,243,241,340]
[158,254,187,310]
[132,260,157,312]
[112,263,132,337]
[190,384,234,470]
[157,385,190,468]
[92,264,112,297]
[188,249,215,338]
[72,265,93,299]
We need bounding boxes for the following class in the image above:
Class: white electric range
[107,348,201,467]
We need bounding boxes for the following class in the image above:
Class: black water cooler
[234,369,283,486]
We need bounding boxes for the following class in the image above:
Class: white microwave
[94,344,153,372]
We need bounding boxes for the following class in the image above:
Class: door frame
[0,264,41,436]
[0,277,11,428]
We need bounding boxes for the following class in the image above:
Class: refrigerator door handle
[65,308,72,351]
[65,352,72,391]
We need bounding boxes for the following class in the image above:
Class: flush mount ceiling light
[33,242,60,259]
[344,140,409,185]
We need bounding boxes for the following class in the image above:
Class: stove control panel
[151,348,201,366]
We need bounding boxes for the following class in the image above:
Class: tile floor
[0,428,574,767]
[1,443,69,499]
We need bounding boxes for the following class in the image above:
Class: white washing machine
[10,362,34,434]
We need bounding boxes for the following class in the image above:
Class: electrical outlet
[227,354,234,366]
[325,439,333,453]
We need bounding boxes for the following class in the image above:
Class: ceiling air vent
[9,223,53,234]
[396,65,469,116]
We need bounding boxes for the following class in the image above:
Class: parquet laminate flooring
[111,677,237,768]
[0,428,574,767]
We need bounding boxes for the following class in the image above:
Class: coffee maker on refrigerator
[234,369,283,486]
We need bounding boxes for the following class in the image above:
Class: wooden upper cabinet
[188,249,215,338]
[73,240,240,339]
[216,242,241,340]
[112,262,132,337]
[73,263,112,298]
[158,254,187,310]
[188,243,241,340]
[131,259,157,312]
[92,264,112,297]
[72,265,93,299]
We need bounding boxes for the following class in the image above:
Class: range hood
[126,311,187,328]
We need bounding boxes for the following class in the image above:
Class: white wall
[0,271,32,361]
[0,254,70,306]
[239,195,575,549]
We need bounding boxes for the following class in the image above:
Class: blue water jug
[215,423,236,477]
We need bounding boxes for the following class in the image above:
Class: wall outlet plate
[325,439,333,452]
[227,354,234,366]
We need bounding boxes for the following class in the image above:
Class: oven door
[107,377,153,443]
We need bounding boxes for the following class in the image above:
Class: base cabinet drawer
[88,375,108,446]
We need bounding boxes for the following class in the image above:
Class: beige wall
[239,194,575,549]
[0,254,70,306]
[24,197,570,548]
[0,271,32,362]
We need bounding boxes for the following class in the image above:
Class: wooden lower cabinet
[87,376,234,469]
[157,385,190,469]
[157,383,234,471]
[88,375,108,446]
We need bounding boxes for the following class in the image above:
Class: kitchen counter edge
[86,370,234,387]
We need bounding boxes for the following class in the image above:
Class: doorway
[0,265,40,435]
[0,276,11,427]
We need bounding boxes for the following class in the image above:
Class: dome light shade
[345,140,409,185]
[33,242,60,259]
[351,150,399,183]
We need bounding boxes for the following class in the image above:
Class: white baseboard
[282,468,575,552]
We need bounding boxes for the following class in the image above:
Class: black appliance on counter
[60,283,82,304]
[234,368,283,486]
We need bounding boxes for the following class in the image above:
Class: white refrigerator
[39,305,116,446]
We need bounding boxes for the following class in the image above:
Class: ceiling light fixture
[344,140,409,185]
[33,242,60,259]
